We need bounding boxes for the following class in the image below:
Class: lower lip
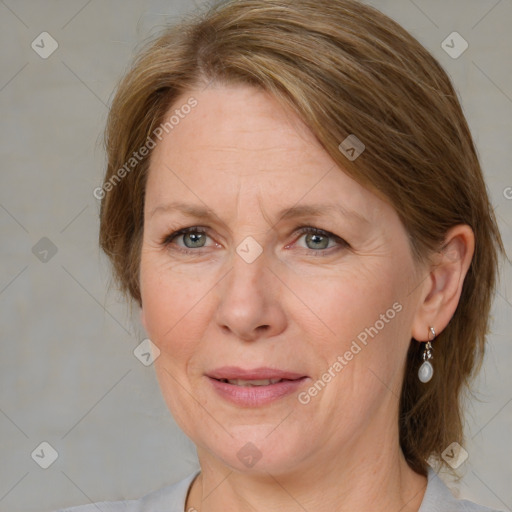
[207,377,309,407]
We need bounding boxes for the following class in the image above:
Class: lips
[207,366,307,383]
[206,366,309,406]
[219,378,284,387]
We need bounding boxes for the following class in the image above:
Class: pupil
[184,232,205,248]
[306,233,328,250]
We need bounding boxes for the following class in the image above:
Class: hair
[99,0,503,476]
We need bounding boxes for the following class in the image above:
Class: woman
[60,0,504,510]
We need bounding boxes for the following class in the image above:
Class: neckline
[181,467,438,512]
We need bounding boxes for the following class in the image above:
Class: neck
[185,424,428,512]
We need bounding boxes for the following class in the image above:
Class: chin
[199,422,312,476]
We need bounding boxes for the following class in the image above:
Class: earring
[418,327,435,383]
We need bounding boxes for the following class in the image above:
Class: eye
[162,227,214,251]
[293,227,348,253]
[161,225,347,255]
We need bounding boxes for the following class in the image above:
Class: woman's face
[140,84,426,475]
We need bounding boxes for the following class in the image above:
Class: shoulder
[56,471,199,512]
[420,467,503,512]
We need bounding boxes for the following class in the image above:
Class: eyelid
[161,225,348,254]
[161,226,210,246]
[291,226,349,251]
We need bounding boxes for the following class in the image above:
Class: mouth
[214,378,298,387]
[206,367,309,406]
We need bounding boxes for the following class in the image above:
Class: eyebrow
[149,201,368,225]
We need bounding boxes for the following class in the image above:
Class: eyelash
[161,226,349,256]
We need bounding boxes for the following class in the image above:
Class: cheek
[140,257,214,431]
[290,260,413,405]
[139,255,214,356]
[289,263,399,345]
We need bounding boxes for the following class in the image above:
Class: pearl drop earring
[418,327,435,383]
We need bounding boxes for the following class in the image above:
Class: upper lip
[207,366,307,381]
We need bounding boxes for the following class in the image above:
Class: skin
[139,83,474,512]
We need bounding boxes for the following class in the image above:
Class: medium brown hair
[99,0,503,475]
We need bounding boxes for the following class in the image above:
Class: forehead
[145,84,385,225]
[150,84,321,168]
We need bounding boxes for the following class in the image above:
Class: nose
[213,248,287,342]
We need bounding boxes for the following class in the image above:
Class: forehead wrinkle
[233,173,242,227]
[194,143,291,153]
[230,174,274,235]
[256,187,275,231]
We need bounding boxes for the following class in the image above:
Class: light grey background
[0,1,511,511]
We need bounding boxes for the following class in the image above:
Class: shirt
[57,466,503,512]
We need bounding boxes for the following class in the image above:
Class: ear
[411,224,475,341]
